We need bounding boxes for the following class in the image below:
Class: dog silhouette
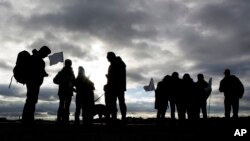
[93,104,109,124]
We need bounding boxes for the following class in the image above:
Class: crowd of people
[52,51,127,125]
[155,69,244,123]
[155,72,211,122]
[20,46,244,125]
[20,46,127,125]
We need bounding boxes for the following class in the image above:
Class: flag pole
[208,93,212,118]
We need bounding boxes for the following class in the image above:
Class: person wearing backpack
[219,69,244,119]
[22,46,51,124]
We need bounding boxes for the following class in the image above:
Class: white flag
[144,78,155,91]
[48,52,64,66]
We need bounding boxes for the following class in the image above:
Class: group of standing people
[155,69,244,122]
[53,58,96,125]
[21,46,127,125]
[155,72,211,122]
[52,51,127,125]
[20,46,244,125]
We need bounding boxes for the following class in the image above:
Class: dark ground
[0,117,249,141]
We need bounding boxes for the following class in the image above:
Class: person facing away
[169,72,182,120]
[219,69,244,119]
[53,59,75,124]
[105,51,127,122]
[182,73,199,120]
[22,46,51,124]
[74,66,95,125]
[196,73,209,119]
[155,75,170,123]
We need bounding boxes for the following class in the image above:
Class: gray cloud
[0,61,12,71]
[0,84,25,98]
[0,0,250,118]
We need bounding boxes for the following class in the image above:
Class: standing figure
[53,59,75,124]
[219,69,244,119]
[196,73,209,119]
[105,52,127,122]
[74,66,95,125]
[169,72,183,120]
[155,75,170,123]
[183,73,199,120]
[22,46,51,124]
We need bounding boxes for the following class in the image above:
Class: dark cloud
[184,0,250,59]
[26,34,96,61]
[0,1,12,9]
[0,0,250,118]
[0,84,25,98]
[39,88,58,101]
[16,0,152,48]
[0,100,23,116]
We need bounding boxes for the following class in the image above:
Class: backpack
[233,76,244,98]
[12,50,32,85]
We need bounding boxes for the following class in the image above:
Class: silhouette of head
[224,69,230,76]
[107,52,116,62]
[64,59,72,67]
[163,75,170,82]
[183,73,191,80]
[197,73,204,81]
[39,46,51,58]
[78,66,85,75]
[172,72,179,79]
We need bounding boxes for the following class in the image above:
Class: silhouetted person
[22,46,51,124]
[74,66,95,125]
[196,73,209,119]
[105,52,127,123]
[183,73,199,120]
[103,84,117,122]
[175,73,189,120]
[155,75,170,123]
[53,59,75,124]
[219,69,244,119]
[169,72,182,120]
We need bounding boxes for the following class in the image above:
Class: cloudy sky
[0,0,249,120]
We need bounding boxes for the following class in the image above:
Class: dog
[93,104,109,124]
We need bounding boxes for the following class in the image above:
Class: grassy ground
[0,117,249,141]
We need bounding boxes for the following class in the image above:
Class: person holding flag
[155,75,170,124]
[53,59,75,124]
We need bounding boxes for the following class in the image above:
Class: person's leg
[22,83,39,123]
[176,103,185,120]
[110,93,118,121]
[224,97,231,118]
[201,101,207,119]
[75,105,81,124]
[232,98,239,119]
[57,99,64,123]
[118,91,127,121]
[64,96,72,123]
[170,101,176,120]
